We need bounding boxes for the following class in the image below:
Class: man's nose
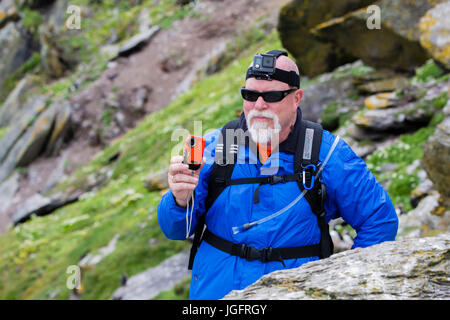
[254,96,267,110]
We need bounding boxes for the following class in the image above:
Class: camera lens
[189,137,196,147]
[262,56,274,68]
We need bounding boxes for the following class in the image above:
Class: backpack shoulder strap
[294,120,333,258]
[294,120,323,214]
[188,119,240,270]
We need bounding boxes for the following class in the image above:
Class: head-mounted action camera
[246,50,300,88]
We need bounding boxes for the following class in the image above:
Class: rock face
[0,98,73,183]
[419,2,450,70]
[224,233,450,300]
[311,0,440,73]
[116,26,160,58]
[397,193,448,239]
[11,192,79,225]
[422,101,450,204]
[0,74,42,128]
[0,21,33,92]
[280,0,450,76]
[348,80,449,141]
[278,0,375,77]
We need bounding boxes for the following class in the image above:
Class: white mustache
[247,110,275,123]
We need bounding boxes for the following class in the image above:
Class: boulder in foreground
[224,233,449,300]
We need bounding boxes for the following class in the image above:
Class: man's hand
[168,156,206,207]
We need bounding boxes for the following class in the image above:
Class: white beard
[246,110,281,145]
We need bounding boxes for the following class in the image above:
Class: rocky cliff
[224,233,450,300]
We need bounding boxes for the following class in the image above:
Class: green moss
[366,125,436,212]
[0,52,41,101]
[414,59,444,82]
[21,9,42,34]
[432,92,448,109]
[0,126,8,140]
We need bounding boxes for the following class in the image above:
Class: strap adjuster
[268,175,286,184]
[238,244,286,267]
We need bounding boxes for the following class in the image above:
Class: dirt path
[0,0,291,234]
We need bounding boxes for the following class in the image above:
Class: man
[157,50,398,300]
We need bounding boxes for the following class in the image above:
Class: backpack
[187,116,334,270]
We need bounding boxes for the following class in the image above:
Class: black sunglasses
[240,88,296,103]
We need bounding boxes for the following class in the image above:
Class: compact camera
[252,53,277,75]
[183,135,205,170]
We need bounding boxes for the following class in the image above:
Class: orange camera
[183,135,205,170]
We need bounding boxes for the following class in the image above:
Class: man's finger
[169,164,191,178]
[172,174,198,185]
[170,155,184,164]
[171,182,197,192]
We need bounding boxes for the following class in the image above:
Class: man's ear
[294,89,303,107]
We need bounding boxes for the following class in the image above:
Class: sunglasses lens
[241,89,259,101]
[263,92,284,103]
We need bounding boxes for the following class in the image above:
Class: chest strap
[215,170,314,204]
[202,229,321,268]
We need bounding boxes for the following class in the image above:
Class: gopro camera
[252,53,276,76]
[183,135,205,170]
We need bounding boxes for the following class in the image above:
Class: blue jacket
[157,114,398,300]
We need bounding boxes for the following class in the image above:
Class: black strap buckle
[261,247,272,263]
[239,244,286,267]
[268,175,286,185]
[239,244,259,261]
[255,74,273,81]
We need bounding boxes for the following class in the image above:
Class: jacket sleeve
[157,129,220,241]
[322,135,399,248]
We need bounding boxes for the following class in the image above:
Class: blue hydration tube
[232,136,341,235]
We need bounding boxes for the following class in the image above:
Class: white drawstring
[186,190,195,239]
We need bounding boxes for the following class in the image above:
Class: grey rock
[311,0,439,72]
[41,154,67,193]
[79,234,120,267]
[224,233,450,300]
[0,0,20,29]
[11,192,79,225]
[0,172,19,231]
[398,193,444,239]
[422,115,450,204]
[0,97,49,182]
[144,168,169,192]
[410,178,434,208]
[116,26,160,58]
[0,98,73,182]
[44,99,73,156]
[301,74,355,122]
[112,249,191,300]
[0,21,33,92]
[419,2,450,69]
[0,74,42,128]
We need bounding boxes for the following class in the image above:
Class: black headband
[245,50,300,88]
